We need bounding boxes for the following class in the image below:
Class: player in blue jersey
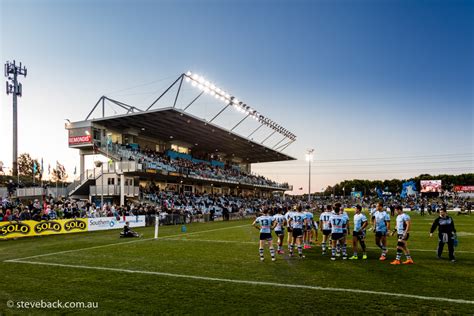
[336,205,350,257]
[349,205,368,260]
[319,205,333,255]
[329,204,349,260]
[288,205,307,258]
[390,205,414,265]
[272,208,286,254]
[284,206,295,252]
[373,202,391,261]
[253,208,277,261]
[303,206,315,249]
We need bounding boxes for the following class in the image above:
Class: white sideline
[8,260,474,305]
[4,224,250,262]
[161,238,474,254]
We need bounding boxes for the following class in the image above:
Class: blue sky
[1,0,473,193]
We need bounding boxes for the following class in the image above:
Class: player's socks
[331,247,336,258]
[289,244,294,256]
[270,247,275,261]
[297,245,303,257]
[360,241,366,252]
[396,250,402,260]
[342,244,347,258]
[322,242,326,252]
[259,248,264,261]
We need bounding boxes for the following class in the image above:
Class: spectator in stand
[48,207,58,220]
[19,208,31,221]
[3,209,11,221]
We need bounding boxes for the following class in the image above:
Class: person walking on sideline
[430,209,457,262]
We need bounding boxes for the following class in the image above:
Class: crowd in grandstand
[1,189,471,224]
[107,142,289,189]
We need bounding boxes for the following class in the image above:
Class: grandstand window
[107,178,115,185]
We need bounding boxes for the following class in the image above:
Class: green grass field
[1,212,473,315]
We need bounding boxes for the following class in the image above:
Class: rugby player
[373,202,390,261]
[303,206,315,249]
[329,204,348,260]
[288,205,307,258]
[390,205,414,265]
[284,206,295,252]
[319,205,333,255]
[349,205,368,260]
[253,208,277,261]
[272,208,286,254]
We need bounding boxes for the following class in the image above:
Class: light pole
[305,149,314,202]
[5,60,27,178]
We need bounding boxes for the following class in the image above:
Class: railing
[68,162,142,195]
[90,185,139,196]
[15,187,69,198]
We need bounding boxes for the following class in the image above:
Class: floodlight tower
[5,60,27,177]
[305,149,315,202]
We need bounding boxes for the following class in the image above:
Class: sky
[1,0,473,194]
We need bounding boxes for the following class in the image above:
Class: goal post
[154,214,159,239]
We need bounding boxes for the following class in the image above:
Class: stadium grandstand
[65,72,296,205]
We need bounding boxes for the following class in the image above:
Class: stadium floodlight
[184,71,296,141]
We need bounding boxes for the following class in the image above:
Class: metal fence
[90,185,140,196]
[148,212,254,226]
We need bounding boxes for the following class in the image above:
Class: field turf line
[4,223,250,263]
[7,260,474,305]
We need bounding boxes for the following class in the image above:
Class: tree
[17,153,42,181]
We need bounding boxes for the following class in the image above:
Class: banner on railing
[88,215,145,231]
[0,218,88,240]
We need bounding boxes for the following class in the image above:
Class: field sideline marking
[161,238,474,254]
[4,223,250,263]
[7,260,474,305]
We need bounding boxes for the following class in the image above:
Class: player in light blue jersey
[288,205,307,258]
[303,206,316,249]
[272,208,286,254]
[284,207,295,252]
[329,204,349,260]
[336,207,351,257]
[252,208,277,261]
[390,205,414,265]
[319,205,333,255]
[373,202,391,261]
[349,205,368,260]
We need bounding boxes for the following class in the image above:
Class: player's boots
[330,256,336,261]
[379,255,387,261]
[390,259,401,265]
[402,259,414,265]
[349,255,358,260]
[362,254,368,260]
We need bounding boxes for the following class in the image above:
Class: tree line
[322,173,474,196]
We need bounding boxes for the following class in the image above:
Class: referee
[430,209,457,262]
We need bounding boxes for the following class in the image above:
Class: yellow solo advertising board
[0,219,88,239]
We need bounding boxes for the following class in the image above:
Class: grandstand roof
[90,107,296,163]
